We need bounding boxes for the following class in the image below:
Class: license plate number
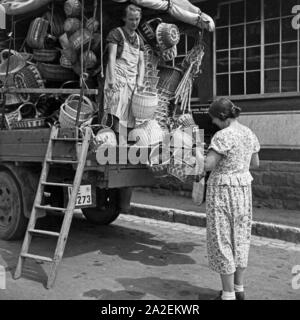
[68,185,92,207]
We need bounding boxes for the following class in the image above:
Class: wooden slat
[0,88,98,95]
[35,205,66,212]
[21,253,53,263]
[42,182,73,188]
[28,229,60,237]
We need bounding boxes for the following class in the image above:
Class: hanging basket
[64,18,81,35]
[14,64,45,103]
[64,0,82,17]
[69,29,93,52]
[131,91,158,120]
[43,10,65,38]
[157,65,183,96]
[59,103,91,128]
[26,18,49,49]
[156,23,180,50]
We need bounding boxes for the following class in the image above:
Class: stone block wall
[251,161,300,210]
[150,160,300,210]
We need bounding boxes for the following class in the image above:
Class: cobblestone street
[0,214,300,300]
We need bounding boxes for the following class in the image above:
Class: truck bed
[0,128,156,188]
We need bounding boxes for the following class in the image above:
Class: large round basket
[156,23,180,50]
[64,18,81,35]
[131,91,158,120]
[64,0,82,17]
[157,65,183,96]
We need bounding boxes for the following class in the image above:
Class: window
[214,0,300,97]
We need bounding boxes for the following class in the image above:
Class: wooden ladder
[14,125,92,289]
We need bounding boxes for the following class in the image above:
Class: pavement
[130,189,300,243]
[0,214,300,300]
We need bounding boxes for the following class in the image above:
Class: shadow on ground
[0,215,199,288]
[82,276,217,300]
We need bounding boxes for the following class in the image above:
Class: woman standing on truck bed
[104,3,145,138]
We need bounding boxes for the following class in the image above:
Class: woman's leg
[234,267,246,286]
[220,273,235,293]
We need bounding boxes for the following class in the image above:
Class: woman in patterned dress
[203,98,260,300]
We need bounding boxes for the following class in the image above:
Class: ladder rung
[52,138,83,142]
[35,205,66,212]
[28,229,60,237]
[42,182,73,188]
[21,253,53,263]
[47,159,78,164]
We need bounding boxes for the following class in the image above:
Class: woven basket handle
[65,94,93,109]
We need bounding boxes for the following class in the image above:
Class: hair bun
[231,104,241,117]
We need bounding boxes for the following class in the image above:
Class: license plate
[68,185,93,207]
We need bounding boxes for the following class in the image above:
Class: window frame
[213,0,300,100]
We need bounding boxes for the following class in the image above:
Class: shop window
[215,0,300,97]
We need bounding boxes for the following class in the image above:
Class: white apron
[104,27,140,129]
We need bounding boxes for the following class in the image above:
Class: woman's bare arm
[250,152,260,169]
[136,51,145,89]
[106,43,117,87]
[204,150,223,172]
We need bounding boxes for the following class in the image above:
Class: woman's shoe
[235,292,245,300]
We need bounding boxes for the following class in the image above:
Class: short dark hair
[122,4,142,19]
[209,98,241,121]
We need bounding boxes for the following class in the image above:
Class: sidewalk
[130,189,300,243]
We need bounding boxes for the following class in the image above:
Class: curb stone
[129,203,300,244]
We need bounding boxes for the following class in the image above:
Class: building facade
[190,0,300,210]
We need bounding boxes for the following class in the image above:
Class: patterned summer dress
[206,122,260,275]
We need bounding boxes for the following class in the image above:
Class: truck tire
[82,188,120,225]
[0,170,27,240]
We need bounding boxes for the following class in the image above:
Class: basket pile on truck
[0,0,207,288]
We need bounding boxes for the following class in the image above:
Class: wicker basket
[0,49,26,82]
[33,49,58,62]
[161,45,178,61]
[37,62,78,82]
[156,23,180,50]
[69,29,92,52]
[139,18,162,43]
[26,18,49,49]
[63,94,94,119]
[14,64,45,103]
[64,18,81,35]
[64,0,82,17]
[43,11,65,38]
[86,18,100,33]
[59,103,90,128]
[143,75,160,89]
[131,91,158,120]
[11,118,46,130]
[157,65,183,96]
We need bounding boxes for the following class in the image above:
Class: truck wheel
[0,170,27,240]
[82,188,120,225]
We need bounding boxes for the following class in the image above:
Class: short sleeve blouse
[207,123,261,186]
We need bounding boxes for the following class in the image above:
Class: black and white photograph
[0,0,299,305]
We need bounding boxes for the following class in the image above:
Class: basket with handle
[59,103,92,128]
[63,94,94,120]
[131,91,158,120]
[4,102,36,129]
[0,49,26,84]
